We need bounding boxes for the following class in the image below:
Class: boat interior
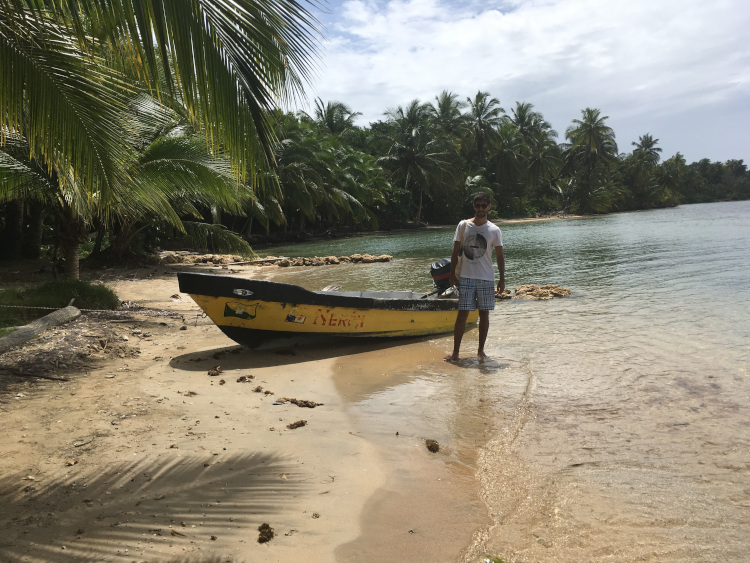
[316,289,456,300]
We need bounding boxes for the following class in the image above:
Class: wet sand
[0,262,487,562]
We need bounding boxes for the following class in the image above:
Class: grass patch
[0,279,120,328]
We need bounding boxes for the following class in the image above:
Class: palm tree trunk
[2,199,24,260]
[58,213,88,279]
[415,187,423,225]
[92,228,106,256]
[22,202,46,259]
[62,241,80,280]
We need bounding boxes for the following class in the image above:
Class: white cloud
[301,0,750,162]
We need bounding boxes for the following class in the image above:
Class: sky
[296,0,750,164]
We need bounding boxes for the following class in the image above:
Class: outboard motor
[430,257,452,294]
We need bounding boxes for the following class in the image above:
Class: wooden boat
[177,272,477,348]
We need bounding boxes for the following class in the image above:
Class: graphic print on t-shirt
[463,232,487,260]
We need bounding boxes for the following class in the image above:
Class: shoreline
[0,262,490,562]
[0,263,383,561]
[249,213,590,251]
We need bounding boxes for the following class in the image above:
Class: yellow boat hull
[178,273,477,348]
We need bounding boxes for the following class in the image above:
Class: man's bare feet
[443,354,459,362]
[478,350,489,361]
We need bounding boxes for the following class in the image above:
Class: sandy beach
[0,261,487,562]
[4,212,749,563]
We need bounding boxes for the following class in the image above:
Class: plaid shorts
[458,278,496,311]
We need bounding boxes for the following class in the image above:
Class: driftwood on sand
[0,306,81,355]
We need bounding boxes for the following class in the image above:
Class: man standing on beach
[444,192,505,362]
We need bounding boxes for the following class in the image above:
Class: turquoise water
[265,202,750,354]
[267,201,750,560]
[263,201,749,295]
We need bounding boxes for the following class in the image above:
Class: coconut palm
[1,0,320,181]
[332,146,389,228]
[632,133,663,165]
[0,0,321,276]
[108,126,254,259]
[1,97,254,276]
[525,130,562,200]
[508,101,557,141]
[623,135,679,209]
[466,91,505,163]
[565,108,618,172]
[428,90,468,137]
[504,102,560,203]
[312,99,362,135]
[563,108,619,213]
[270,113,386,233]
[481,122,522,214]
[380,100,453,225]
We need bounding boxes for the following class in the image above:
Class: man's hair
[473,192,491,205]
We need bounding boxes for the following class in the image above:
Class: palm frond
[181,221,255,257]
[1,8,135,201]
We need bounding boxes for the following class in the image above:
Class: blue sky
[297,0,750,164]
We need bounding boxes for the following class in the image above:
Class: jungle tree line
[261,96,749,232]
[1,2,748,277]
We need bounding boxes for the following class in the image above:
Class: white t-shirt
[454,219,503,281]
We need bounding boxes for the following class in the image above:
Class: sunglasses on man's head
[474,203,488,209]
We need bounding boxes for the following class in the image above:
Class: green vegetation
[1,2,748,279]
[0,280,120,328]
[0,0,318,278]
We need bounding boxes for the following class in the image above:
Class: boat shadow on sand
[168,334,512,374]
[168,334,446,371]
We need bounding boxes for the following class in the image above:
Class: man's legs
[445,277,476,361]
[444,310,471,361]
[475,279,495,360]
[477,310,490,359]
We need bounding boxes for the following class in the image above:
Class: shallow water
[268,202,750,561]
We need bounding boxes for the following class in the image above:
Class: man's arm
[495,246,505,293]
[448,240,462,287]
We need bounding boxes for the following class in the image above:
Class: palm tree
[1,0,320,181]
[484,122,523,214]
[624,135,677,209]
[466,91,504,163]
[563,108,619,213]
[508,101,557,141]
[632,133,662,165]
[312,99,362,135]
[428,90,468,137]
[0,97,255,275]
[525,130,562,201]
[0,0,321,276]
[109,127,255,259]
[332,145,389,228]
[269,113,387,234]
[505,102,560,204]
[271,115,332,232]
[565,108,618,171]
[380,100,453,225]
